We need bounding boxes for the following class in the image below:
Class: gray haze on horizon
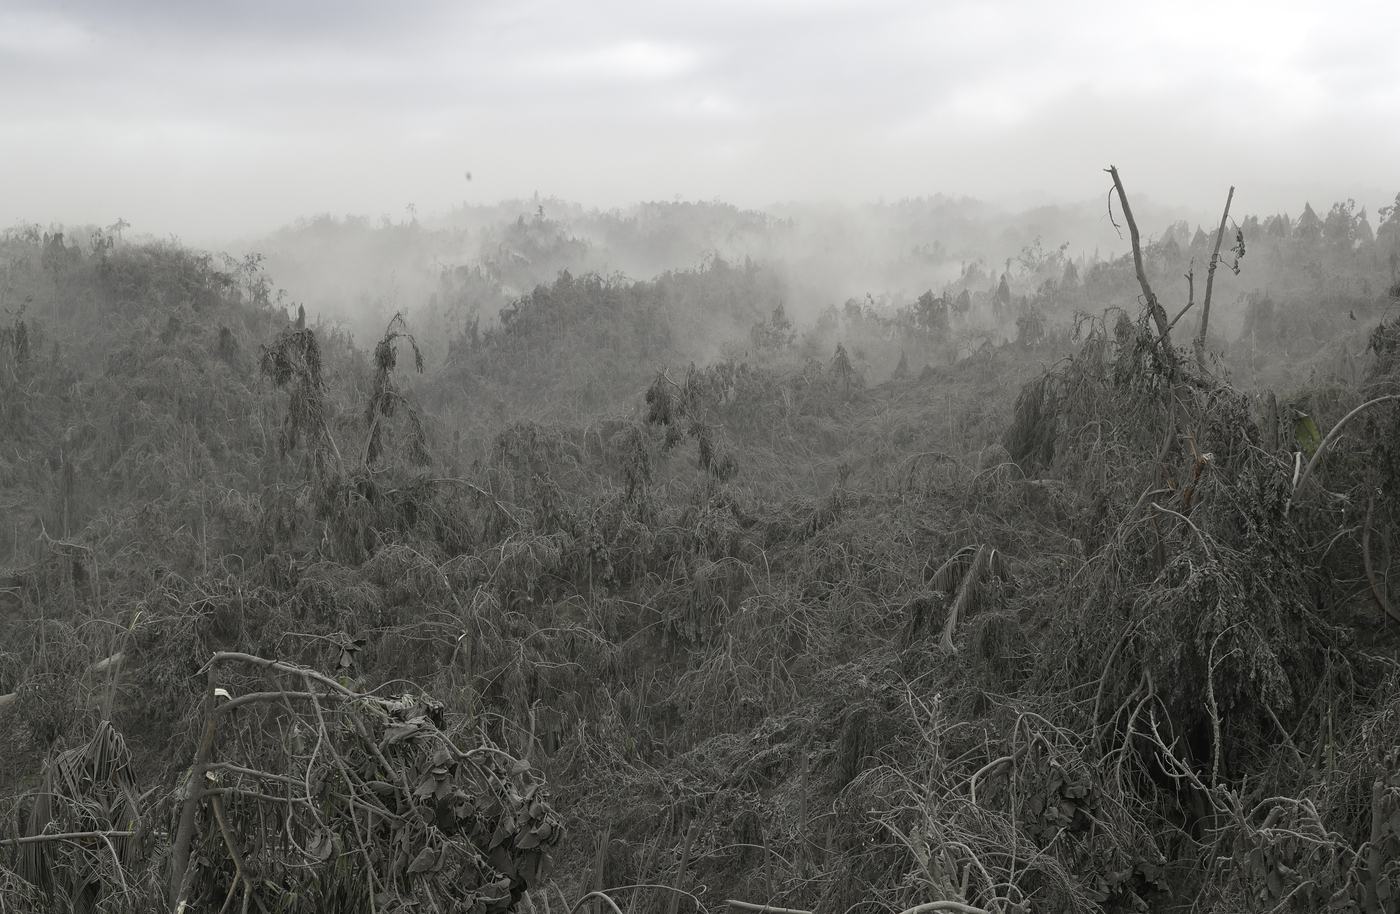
[3,0,1398,247]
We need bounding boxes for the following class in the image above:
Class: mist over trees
[3,175,1400,913]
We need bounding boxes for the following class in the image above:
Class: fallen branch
[216,689,351,716]
[90,651,124,674]
[938,545,1006,655]
[897,902,995,914]
[201,651,356,697]
[0,830,134,847]
[727,902,813,914]
[204,760,306,789]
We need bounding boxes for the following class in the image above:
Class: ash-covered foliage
[2,190,1400,914]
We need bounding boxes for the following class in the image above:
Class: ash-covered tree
[750,302,796,351]
[1378,192,1400,287]
[645,365,739,482]
[1322,199,1362,255]
[259,321,341,480]
[914,289,948,336]
[1294,202,1323,244]
[364,312,430,468]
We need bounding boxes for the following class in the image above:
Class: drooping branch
[0,830,134,847]
[1287,394,1400,513]
[1196,186,1236,366]
[1106,166,1171,346]
[169,650,562,913]
[968,740,1032,804]
[569,891,627,914]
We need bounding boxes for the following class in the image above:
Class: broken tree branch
[1106,166,1171,347]
[0,830,134,847]
[1168,300,1195,333]
[170,666,220,913]
[897,902,995,914]
[1196,186,1235,366]
[727,902,814,914]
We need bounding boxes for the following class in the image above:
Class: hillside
[2,183,1400,913]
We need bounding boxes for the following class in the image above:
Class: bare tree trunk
[1105,166,1170,346]
[170,667,219,912]
[1196,186,1236,367]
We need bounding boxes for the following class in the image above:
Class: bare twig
[1147,505,1167,569]
[1261,703,1306,769]
[1369,779,1387,898]
[582,884,706,914]
[1205,625,1244,789]
[1183,266,1195,324]
[1131,397,1180,517]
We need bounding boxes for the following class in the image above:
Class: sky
[3,0,1398,245]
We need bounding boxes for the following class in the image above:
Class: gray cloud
[3,0,1397,243]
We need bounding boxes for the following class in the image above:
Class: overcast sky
[3,0,1397,244]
